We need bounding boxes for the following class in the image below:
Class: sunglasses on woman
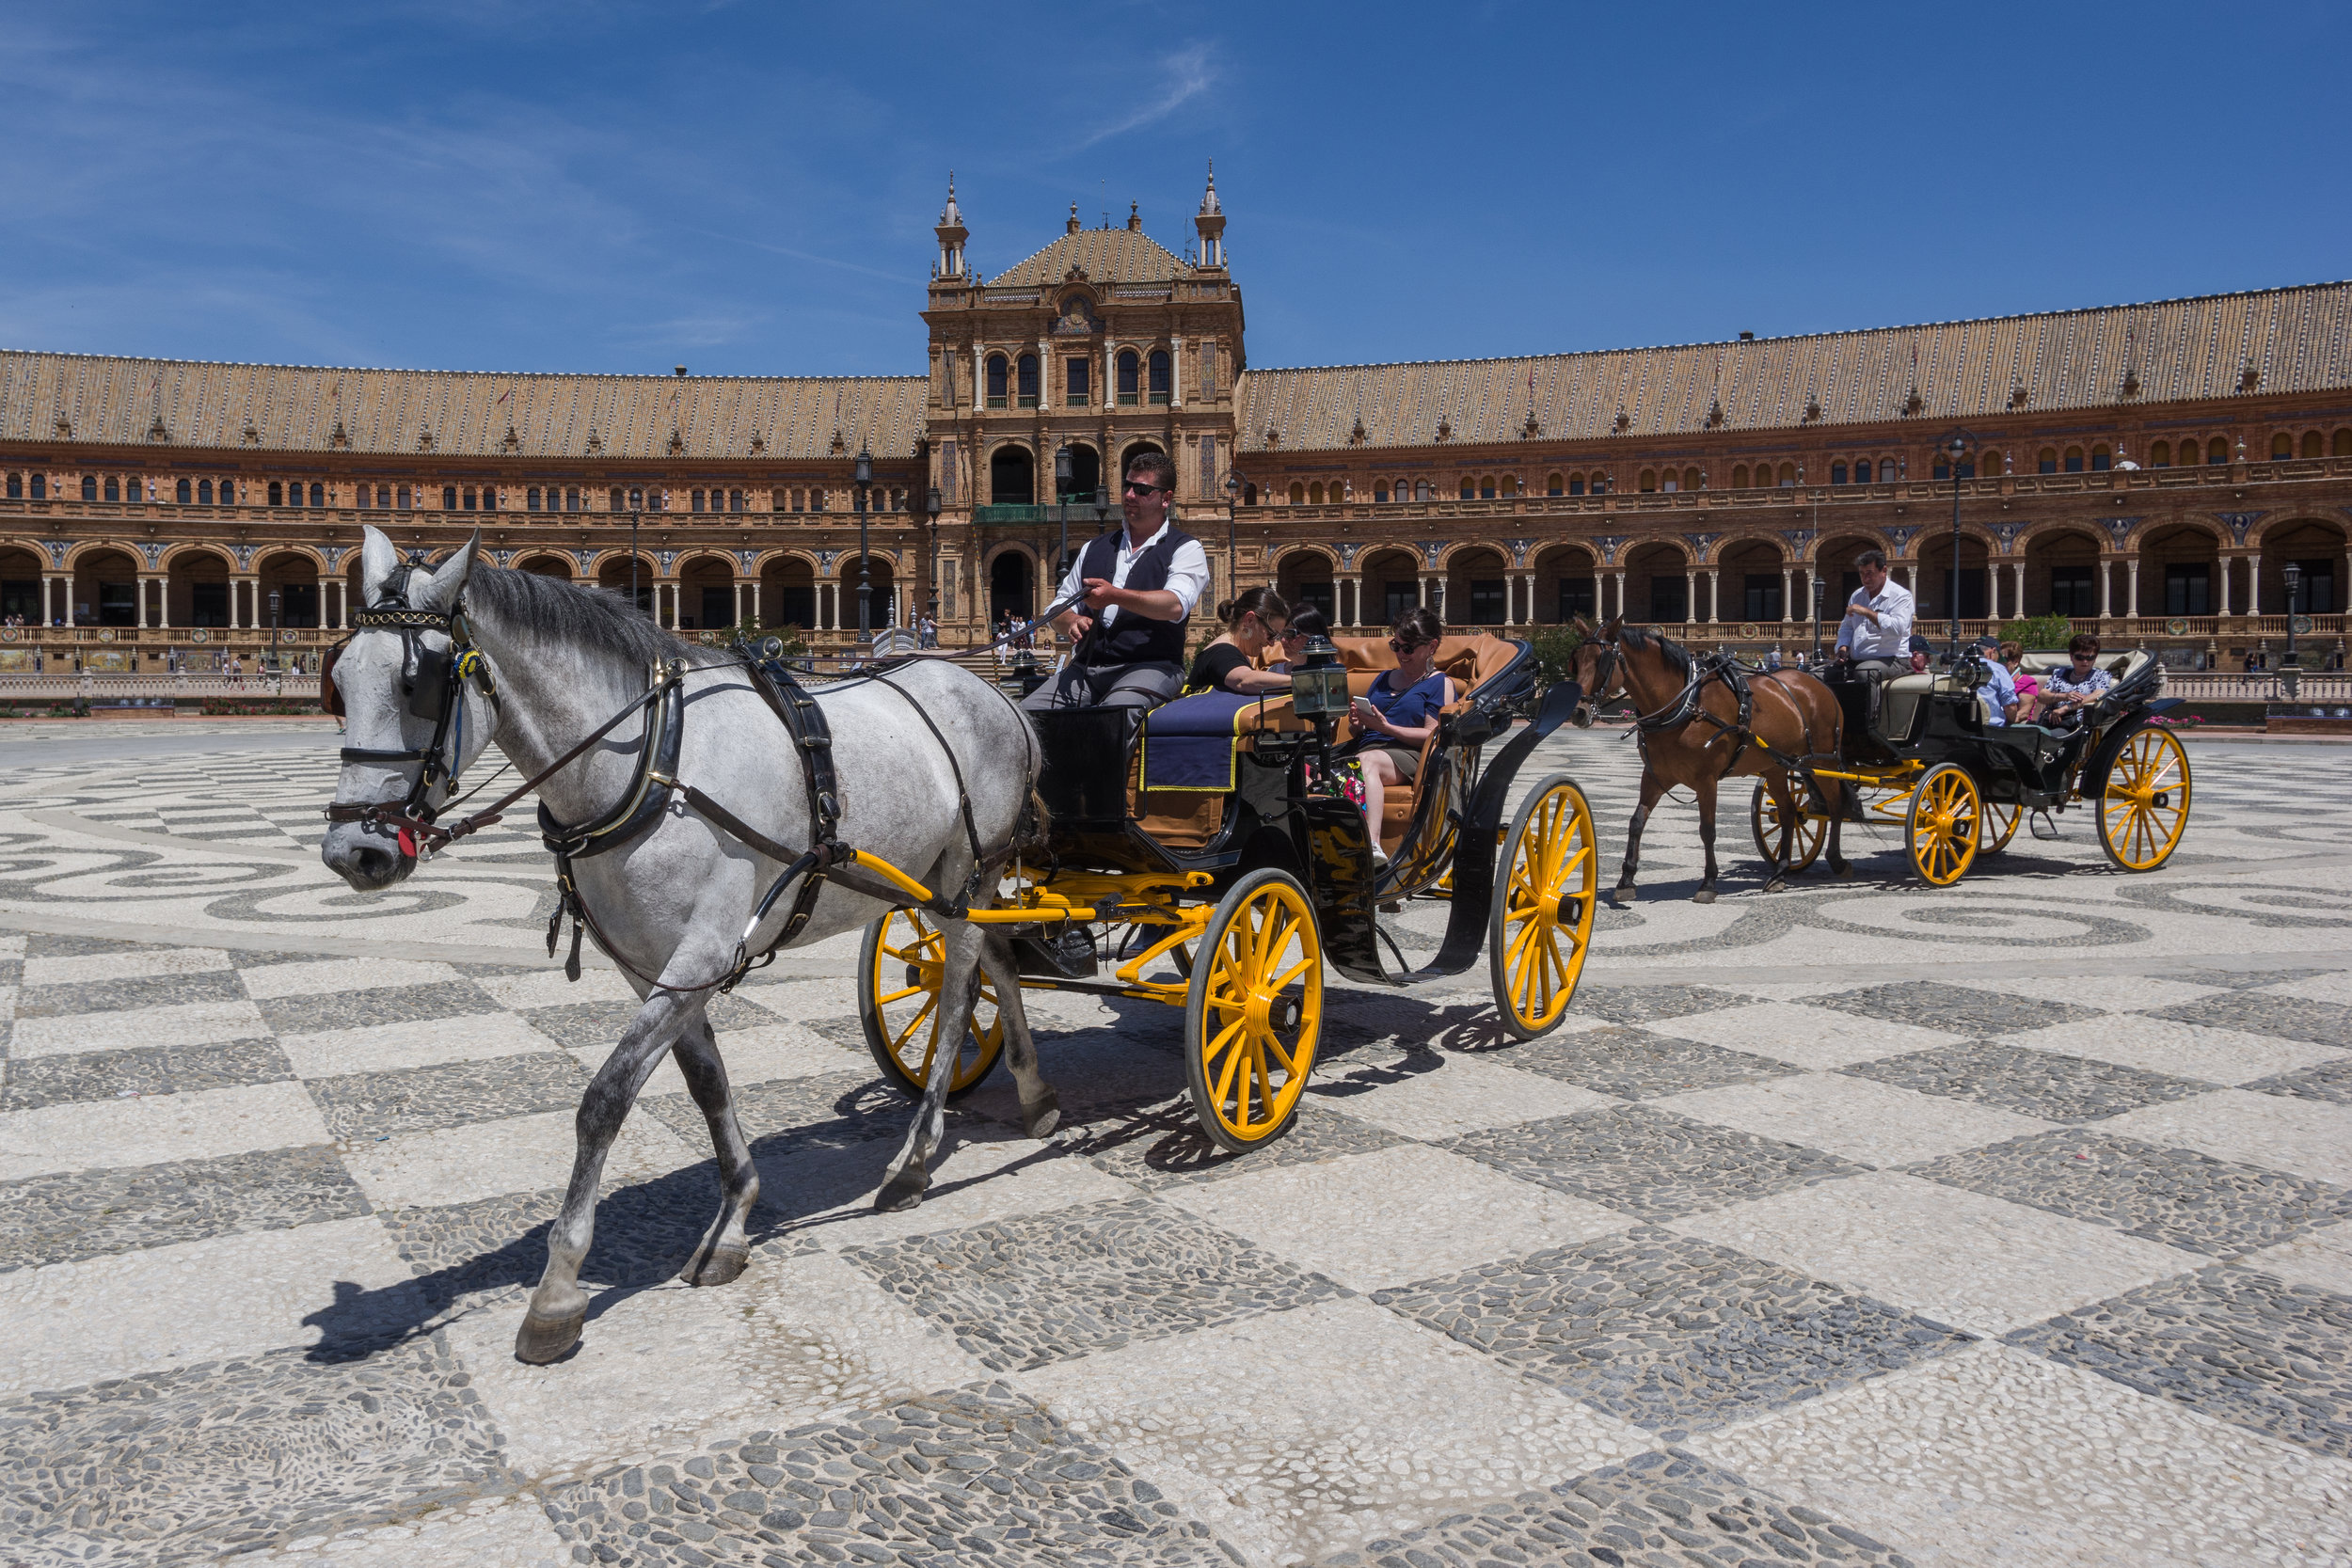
[1390,637,1430,654]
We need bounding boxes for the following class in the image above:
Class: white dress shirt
[1837,577,1915,660]
[1057,521,1211,628]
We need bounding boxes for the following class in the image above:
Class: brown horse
[1567,618,1852,903]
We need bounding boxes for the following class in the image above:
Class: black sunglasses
[1122,480,1168,496]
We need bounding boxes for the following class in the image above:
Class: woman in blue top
[1350,607,1455,865]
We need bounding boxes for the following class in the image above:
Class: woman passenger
[2000,641,2040,718]
[1350,607,1454,867]
[1267,604,1327,673]
[1184,587,1294,695]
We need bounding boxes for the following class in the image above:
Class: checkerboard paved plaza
[3,719,2351,1567]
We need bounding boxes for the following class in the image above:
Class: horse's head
[1565,616,1624,728]
[320,526,497,891]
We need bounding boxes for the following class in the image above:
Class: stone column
[1683,570,1696,624]
[1707,569,1720,623]
[1170,337,1183,407]
[1781,566,1793,622]
[972,345,982,412]
[1344,576,1361,626]
[1104,343,1115,411]
[2100,561,2113,619]
[2249,554,2262,616]
[161,578,174,630]
[1613,571,1627,622]
[2125,561,2139,622]
[1987,562,2000,622]
[2218,557,2233,616]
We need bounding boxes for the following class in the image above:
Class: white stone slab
[1691,1344,2352,1568]
[472,967,643,1010]
[1164,1142,1630,1291]
[1958,974,2227,1013]
[2103,1088,2352,1186]
[759,1130,1136,1254]
[1672,1170,2200,1337]
[236,957,464,999]
[1641,1000,1965,1069]
[576,1022,863,1099]
[265,1495,571,1568]
[448,1250,984,1480]
[0,1079,329,1181]
[275,1010,561,1078]
[8,997,270,1058]
[2244,1221,2352,1298]
[343,1106,693,1212]
[0,1215,414,1396]
[1999,1016,2344,1086]
[2260,971,2352,1006]
[1310,1049,1618,1140]
[21,946,231,986]
[1655,1072,2054,1167]
[1022,1296,1653,1566]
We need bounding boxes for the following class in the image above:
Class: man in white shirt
[1023,451,1210,712]
[1835,549,1915,673]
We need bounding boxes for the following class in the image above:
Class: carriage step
[2028,809,2062,841]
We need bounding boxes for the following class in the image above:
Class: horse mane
[465,565,732,671]
[1616,622,1692,680]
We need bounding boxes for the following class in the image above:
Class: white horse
[320,526,1057,1364]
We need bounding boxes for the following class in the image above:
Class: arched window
[1415,480,1431,501]
[2090,445,2111,471]
[103,476,121,501]
[1730,465,1750,489]
[2058,446,2082,472]
[1243,483,1258,505]
[1568,474,1586,496]
[529,486,543,512]
[2149,441,2171,467]
[2335,429,2352,456]
[268,481,284,506]
[1459,477,1476,499]
[731,488,746,514]
[1830,462,1848,485]
[2301,430,2323,458]
[1016,354,1039,407]
[1375,483,1390,502]
[1501,475,1519,498]
[83,475,100,500]
[1660,471,1677,492]
[568,486,582,512]
[176,478,191,503]
[1547,472,1564,496]
[1683,467,1702,491]
[609,487,625,511]
[29,474,44,499]
[1638,468,1658,493]
[2208,437,2229,464]
[690,488,705,513]
[1778,463,1797,486]
[1148,349,1170,404]
[311,482,327,507]
[1479,474,1497,499]
[198,479,213,504]
[1117,350,1140,405]
[1289,482,1306,504]
[5,472,19,498]
[2038,448,2058,473]
[986,355,1009,408]
[1855,458,1874,483]
[1308,482,1325,504]
[2271,432,2294,460]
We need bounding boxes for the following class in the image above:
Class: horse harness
[325,587,1000,994]
[1594,635,1811,778]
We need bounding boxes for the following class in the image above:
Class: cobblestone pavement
[2,721,2349,1566]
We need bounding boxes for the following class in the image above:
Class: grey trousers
[1019,659,1184,713]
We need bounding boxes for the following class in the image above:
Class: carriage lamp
[1289,634,1350,721]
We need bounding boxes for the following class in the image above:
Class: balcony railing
[972,504,1044,525]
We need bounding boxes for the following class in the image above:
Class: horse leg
[984,932,1059,1140]
[875,918,988,1212]
[1614,771,1665,904]
[517,986,705,1364]
[1826,780,1855,879]
[1761,773,1797,893]
[672,1017,759,1289]
[1692,778,1720,904]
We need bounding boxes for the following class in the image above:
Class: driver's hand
[1079,577,1118,611]
[1069,615,1094,639]
[1852,605,1879,625]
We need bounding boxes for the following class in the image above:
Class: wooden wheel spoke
[876,983,928,1006]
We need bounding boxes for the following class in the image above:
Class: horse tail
[1017,787,1053,857]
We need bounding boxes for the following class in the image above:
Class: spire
[1193,161,1226,269]
[933,172,967,280]
[1066,201,1082,235]
[1126,199,1141,231]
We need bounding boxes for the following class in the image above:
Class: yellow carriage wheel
[1748,780,1826,872]
[2098,726,2192,872]
[1490,775,1599,1039]
[1906,764,1981,886]
[1184,869,1323,1153]
[1980,801,2024,855]
[856,909,1005,1101]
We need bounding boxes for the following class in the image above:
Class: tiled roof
[988,229,1184,289]
[1234,281,2352,452]
[0,354,928,460]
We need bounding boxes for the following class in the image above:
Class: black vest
[1076,525,1195,666]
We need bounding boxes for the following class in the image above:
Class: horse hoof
[1613,885,1638,905]
[1833,863,1855,880]
[874,1165,928,1212]
[514,1308,585,1365]
[1022,1089,1062,1142]
[1692,888,1717,905]
[682,1241,749,1289]
[1763,878,1788,895]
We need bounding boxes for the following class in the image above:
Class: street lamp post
[1223,470,1242,598]
[853,445,873,645]
[1811,573,1826,665]
[1938,429,1979,661]
[2284,562,2303,674]
[268,590,280,671]
[1052,445,1074,612]
[629,510,643,618]
[926,484,943,636]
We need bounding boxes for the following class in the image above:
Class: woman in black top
[1184,588,1294,694]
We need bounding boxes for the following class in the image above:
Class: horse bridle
[321,564,499,859]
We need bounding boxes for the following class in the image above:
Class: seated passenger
[1349,608,1456,867]
[1267,604,1327,673]
[1022,451,1210,714]
[2029,633,2114,722]
[2001,640,2041,714]
[1968,634,2017,725]
[1185,587,1295,695]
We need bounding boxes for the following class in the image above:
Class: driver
[1835,548,1914,673]
[1022,451,1210,713]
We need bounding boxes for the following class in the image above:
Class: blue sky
[4,2,2345,377]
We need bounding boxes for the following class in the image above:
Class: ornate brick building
[5,170,2349,673]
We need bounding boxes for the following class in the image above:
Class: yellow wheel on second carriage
[1749,780,1827,872]
[1906,763,1981,887]
[1184,869,1324,1152]
[1980,801,2024,854]
[856,908,1005,1101]
[2099,726,2192,871]
[1490,775,1599,1040]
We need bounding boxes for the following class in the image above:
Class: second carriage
[854,632,1598,1150]
[1750,646,2192,885]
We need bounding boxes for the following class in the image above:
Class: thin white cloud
[1073,43,1215,150]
